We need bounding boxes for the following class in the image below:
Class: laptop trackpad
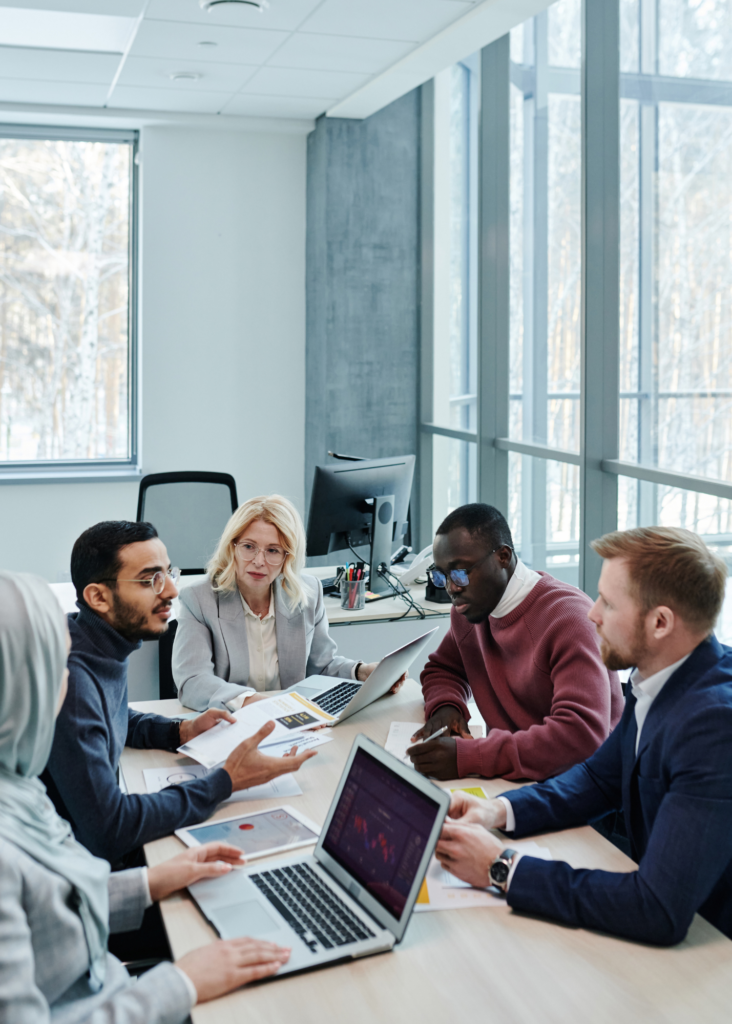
[295,685,322,698]
[212,900,284,939]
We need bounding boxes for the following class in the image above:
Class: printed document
[178,691,336,769]
[414,840,552,912]
[143,764,303,804]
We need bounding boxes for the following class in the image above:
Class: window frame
[420,0,732,593]
[0,123,140,483]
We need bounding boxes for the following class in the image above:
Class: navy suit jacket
[502,635,732,945]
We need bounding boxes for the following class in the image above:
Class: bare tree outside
[0,136,132,464]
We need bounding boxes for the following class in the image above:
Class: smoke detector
[170,72,201,81]
[199,0,270,11]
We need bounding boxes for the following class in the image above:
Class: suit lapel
[274,580,306,687]
[633,635,722,763]
[217,588,250,683]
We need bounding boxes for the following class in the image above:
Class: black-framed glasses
[428,549,498,589]
[104,567,181,595]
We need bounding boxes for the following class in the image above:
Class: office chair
[136,471,239,699]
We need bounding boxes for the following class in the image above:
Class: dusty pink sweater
[421,573,623,781]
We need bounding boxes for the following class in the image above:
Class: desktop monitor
[306,455,415,595]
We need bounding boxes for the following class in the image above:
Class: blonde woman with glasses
[173,495,391,711]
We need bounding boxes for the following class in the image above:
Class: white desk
[124,683,732,1024]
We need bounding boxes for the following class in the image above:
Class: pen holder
[340,578,366,611]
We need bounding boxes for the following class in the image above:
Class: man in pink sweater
[409,504,623,781]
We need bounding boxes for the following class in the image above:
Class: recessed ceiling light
[170,72,201,81]
[197,41,218,47]
[199,0,270,11]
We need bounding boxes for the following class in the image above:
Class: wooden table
[125,682,732,1024]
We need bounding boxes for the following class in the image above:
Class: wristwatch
[489,848,519,892]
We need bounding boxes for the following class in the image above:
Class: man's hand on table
[435,822,505,888]
[148,841,245,902]
[179,708,236,746]
[407,705,473,779]
[434,792,510,887]
[223,720,317,791]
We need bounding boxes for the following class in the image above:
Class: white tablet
[175,805,321,861]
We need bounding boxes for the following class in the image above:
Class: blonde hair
[591,527,727,634]
[208,494,306,608]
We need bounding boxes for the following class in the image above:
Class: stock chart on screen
[323,748,439,918]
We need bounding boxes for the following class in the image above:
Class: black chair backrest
[136,471,238,574]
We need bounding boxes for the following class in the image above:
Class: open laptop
[284,628,438,723]
[187,734,450,976]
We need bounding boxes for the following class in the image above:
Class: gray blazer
[173,574,358,711]
[0,836,191,1024]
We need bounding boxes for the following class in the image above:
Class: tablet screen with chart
[322,748,441,919]
[183,808,318,857]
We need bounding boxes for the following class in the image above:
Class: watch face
[491,861,510,885]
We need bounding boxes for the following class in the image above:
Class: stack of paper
[178,691,336,769]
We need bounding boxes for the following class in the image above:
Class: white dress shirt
[490,558,541,618]
[495,651,692,889]
[225,592,280,710]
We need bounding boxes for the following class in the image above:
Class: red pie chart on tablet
[239,823,255,830]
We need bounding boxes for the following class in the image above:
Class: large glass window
[424,56,479,531]
[508,0,581,583]
[0,128,137,473]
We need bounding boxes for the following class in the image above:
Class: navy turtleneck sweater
[42,605,232,863]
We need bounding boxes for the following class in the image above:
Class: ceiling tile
[145,0,322,33]
[0,8,136,51]
[299,0,475,43]
[107,84,232,112]
[241,65,368,99]
[267,32,414,74]
[132,18,287,64]
[0,78,108,104]
[117,54,256,91]
[0,47,119,83]
[0,2,144,13]
[220,92,327,119]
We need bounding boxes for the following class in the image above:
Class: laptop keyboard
[250,863,375,954]
[313,681,361,715]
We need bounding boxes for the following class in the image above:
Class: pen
[409,724,448,747]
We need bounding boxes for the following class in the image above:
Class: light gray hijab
[0,571,109,991]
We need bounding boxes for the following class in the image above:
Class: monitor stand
[367,493,395,595]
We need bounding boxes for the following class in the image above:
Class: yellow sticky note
[416,878,430,904]
[449,786,487,799]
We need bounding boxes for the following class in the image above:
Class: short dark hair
[436,503,514,551]
[71,520,158,605]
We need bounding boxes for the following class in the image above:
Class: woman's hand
[357,663,407,694]
[147,842,245,903]
[176,938,290,1002]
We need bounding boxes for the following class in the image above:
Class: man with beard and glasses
[42,521,317,868]
[409,504,623,782]
[433,527,732,946]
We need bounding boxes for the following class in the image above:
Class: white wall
[0,124,307,581]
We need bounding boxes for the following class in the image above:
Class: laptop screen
[322,747,442,920]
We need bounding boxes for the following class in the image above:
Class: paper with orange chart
[414,786,552,911]
[178,691,336,769]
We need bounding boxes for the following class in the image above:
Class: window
[421,57,480,538]
[0,126,138,477]
[422,0,732,640]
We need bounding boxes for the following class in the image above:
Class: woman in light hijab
[0,571,290,1022]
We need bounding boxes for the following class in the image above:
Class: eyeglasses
[234,540,289,567]
[428,550,498,589]
[105,567,181,595]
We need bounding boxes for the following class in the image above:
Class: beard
[110,590,172,641]
[599,615,649,672]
